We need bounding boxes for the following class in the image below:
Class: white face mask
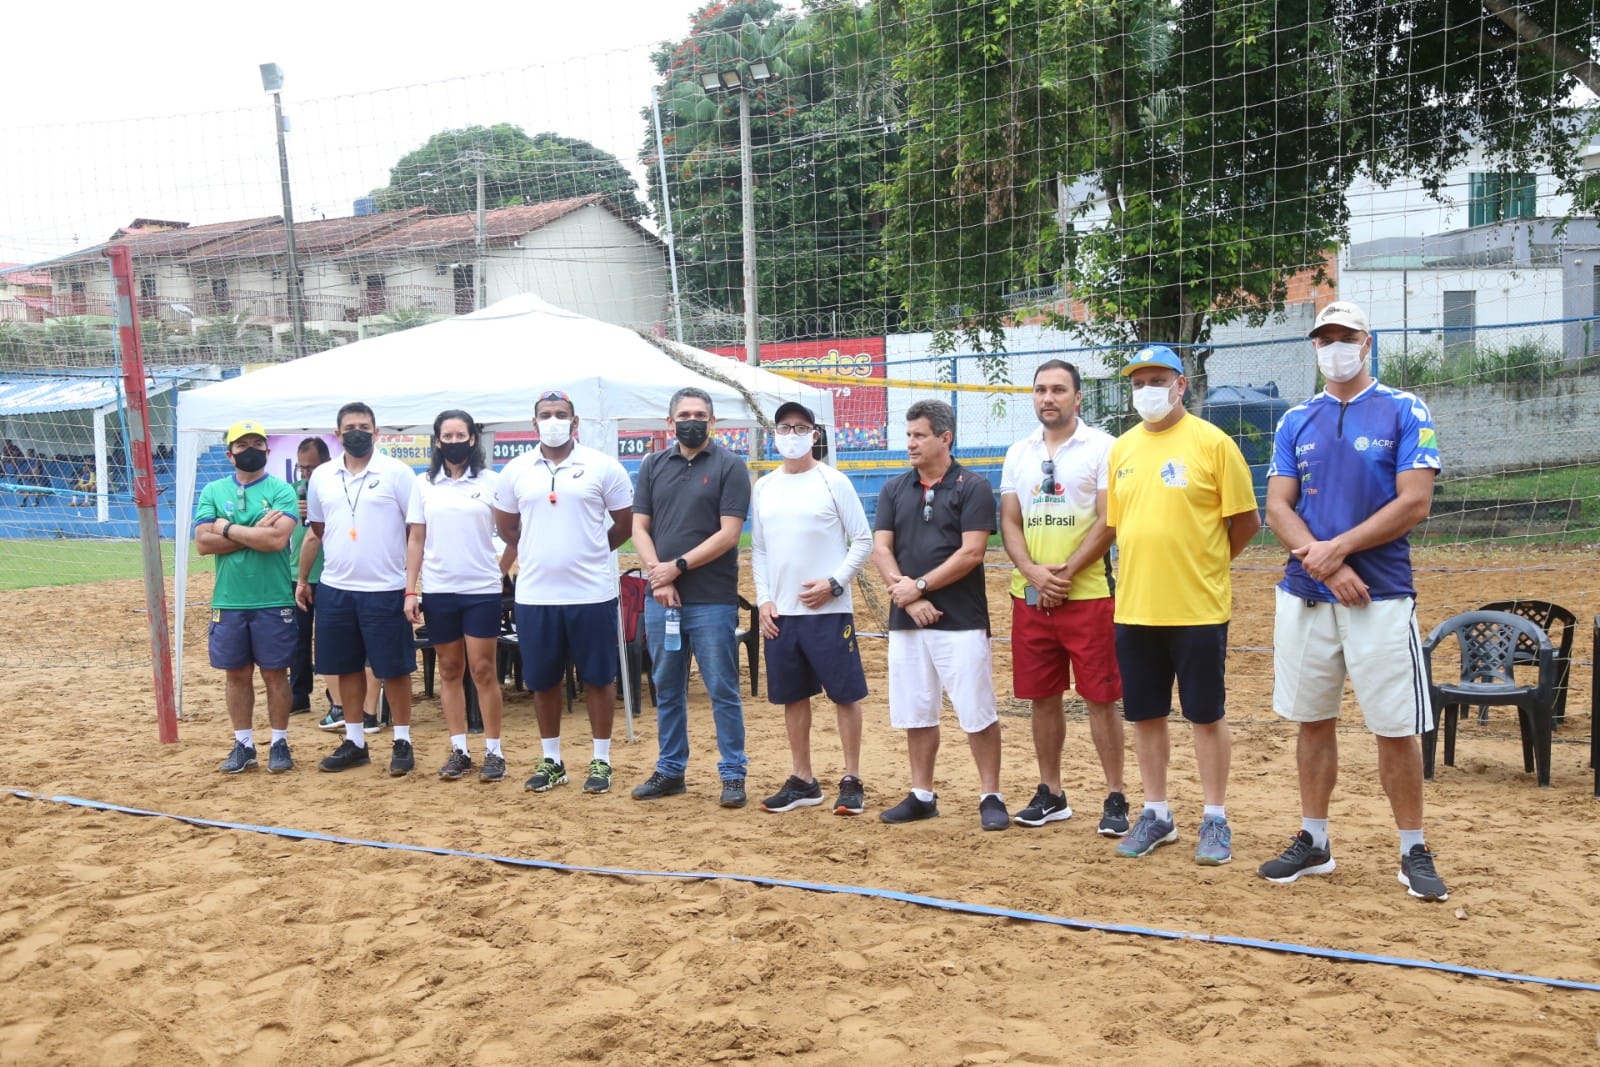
[774,431,814,461]
[537,417,573,448]
[1316,340,1366,384]
[1131,383,1177,423]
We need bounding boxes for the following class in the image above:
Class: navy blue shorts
[422,592,503,644]
[314,585,417,679]
[1114,622,1229,724]
[209,606,298,671]
[514,600,618,692]
[763,612,869,706]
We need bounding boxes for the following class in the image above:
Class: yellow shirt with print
[1107,414,1256,626]
[1008,460,1112,602]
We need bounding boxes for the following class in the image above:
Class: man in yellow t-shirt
[1106,345,1260,867]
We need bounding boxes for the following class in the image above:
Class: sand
[2,545,1598,1065]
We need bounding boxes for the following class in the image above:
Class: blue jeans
[645,599,747,780]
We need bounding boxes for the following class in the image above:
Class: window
[1442,290,1476,357]
[68,281,87,314]
[360,274,387,316]
[452,265,475,315]
[1468,172,1537,227]
[138,275,157,320]
[211,277,232,313]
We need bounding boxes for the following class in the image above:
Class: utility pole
[467,150,488,310]
[738,85,759,368]
[261,64,305,355]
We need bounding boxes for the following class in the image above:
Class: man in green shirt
[195,419,300,774]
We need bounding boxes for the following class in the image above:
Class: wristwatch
[675,557,689,574]
[828,577,844,598]
[914,577,928,593]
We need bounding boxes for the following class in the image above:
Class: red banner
[709,338,888,451]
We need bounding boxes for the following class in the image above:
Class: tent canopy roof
[0,365,212,416]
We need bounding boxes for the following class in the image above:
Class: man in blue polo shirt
[1258,300,1448,901]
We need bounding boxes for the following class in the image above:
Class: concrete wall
[1421,373,1600,476]
[490,206,669,332]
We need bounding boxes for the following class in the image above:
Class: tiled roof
[44,216,282,268]
[197,208,430,259]
[338,196,607,256]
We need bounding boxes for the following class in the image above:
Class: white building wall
[488,206,668,331]
[1341,266,1565,353]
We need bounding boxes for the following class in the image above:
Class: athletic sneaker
[762,776,824,813]
[389,739,414,777]
[583,759,613,794]
[290,699,312,715]
[316,705,345,731]
[1398,844,1450,901]
[979,795,1011,831]
[631,771,687,800]
[1195,815,1233,866]
[266,739,293,774]
[1258,831,1336,883]
[719,779,748,809]
[833,775,866,816]
[880,791,939,824]
[478,752,506,783]
[218,742,257,774]
[524,758,568,793]
[1116,809,1178,857]
[1013,784,1072,827]
[319,739,371,772]
[362,713,382,735]
[1098,791,1131,837]
[438,748,474,781]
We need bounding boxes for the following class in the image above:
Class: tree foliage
[373,125,647,219]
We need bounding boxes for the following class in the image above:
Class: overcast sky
[0,0,758,263]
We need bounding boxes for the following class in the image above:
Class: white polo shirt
[406,467,502,596]
[307,451,416,592]
[494,442,633,606]
[999,418,1113,601]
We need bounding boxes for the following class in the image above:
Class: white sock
[911,788,936,803]
[542,738,562,763]
[392,724,410,742]
[1144,800,1170,821]
[1203,804,1226,821]
[485,738,503,756]
[593,738,612,763]
[1302,818,1329,849]
[345,721,366,747]
[1399,828,1426,856]
[450,733,468,754]
[234,729,253,748]
[980,791,1003,802]
[271,729,288,744]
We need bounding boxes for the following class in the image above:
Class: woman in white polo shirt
[404,410,512,783]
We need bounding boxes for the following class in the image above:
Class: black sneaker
[316,705,345,731]
[217,741,257,774]
[1258,831,1336,884]
[1398,843,1449,901]
[1013,784,1072,827]
[319,739,371,772]
[582,759,613,794]
[478,752,506,783]
[389,739,415,777]
[631,771,687,800]
[362,713,382,735]
[719,778,748,809]
[290,699,312,715]
[880,791,939,824]
[266,739,293,774]
[524,758,568,793]
[1098,791,1131,837]
[761,775,823,813]
[979,795,1010,831]
[833,775,866,816]
[438,748,474,781]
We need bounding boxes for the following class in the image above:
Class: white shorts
[1272,588,1433,737]
[887,628,999,733]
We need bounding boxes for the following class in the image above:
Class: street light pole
[738,85,758,368]
[260,64,305,357]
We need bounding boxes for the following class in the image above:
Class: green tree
[372,125,647,219]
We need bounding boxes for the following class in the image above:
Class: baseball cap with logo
[1309,300,1369,337]
[225,419,268,445]
[1119,345,1185,377]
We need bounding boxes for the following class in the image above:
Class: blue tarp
[0,365,212,416]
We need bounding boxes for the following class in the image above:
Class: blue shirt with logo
[1268,380,1441,601]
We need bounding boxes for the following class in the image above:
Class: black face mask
[341,429,374,458]
[232,447,268,473]
[674,419,709,449]
[437,440,472,466]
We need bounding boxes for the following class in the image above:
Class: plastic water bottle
[664,606,682,651]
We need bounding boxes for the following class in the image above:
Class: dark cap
[773,401,816,425]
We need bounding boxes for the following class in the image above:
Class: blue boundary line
[8,789,1599,994]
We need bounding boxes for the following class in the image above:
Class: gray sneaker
[438,748,474,781]
[478,752,506,783]
[524,758,568,792]
[1195,815,1232,866]
[1116,809,1177,858]
[266,739,293,774]
[218,741,257,774]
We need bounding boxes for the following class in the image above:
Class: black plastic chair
[1478,600,1575,725]
[736,595,761,697]
[1422,610,1558,787]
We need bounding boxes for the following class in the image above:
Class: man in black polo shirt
[871,399,1007,830]
[630,386,753,807]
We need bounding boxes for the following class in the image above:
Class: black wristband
[675,557,689,574]
[828,577,844,597]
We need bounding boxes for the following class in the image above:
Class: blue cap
[1119,345,1185,377]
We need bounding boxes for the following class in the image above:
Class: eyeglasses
[1041,459,1061,494]
[774,424,814,435]
[921,485,935,522]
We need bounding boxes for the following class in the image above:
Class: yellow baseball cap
[225,419,268,445]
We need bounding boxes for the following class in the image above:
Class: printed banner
[709,338,888,451]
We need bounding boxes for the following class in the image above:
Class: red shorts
[1011,595,1122,703]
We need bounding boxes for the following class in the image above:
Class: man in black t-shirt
[870,399,1007,830]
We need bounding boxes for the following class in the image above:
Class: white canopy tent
[173,294,833,713]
